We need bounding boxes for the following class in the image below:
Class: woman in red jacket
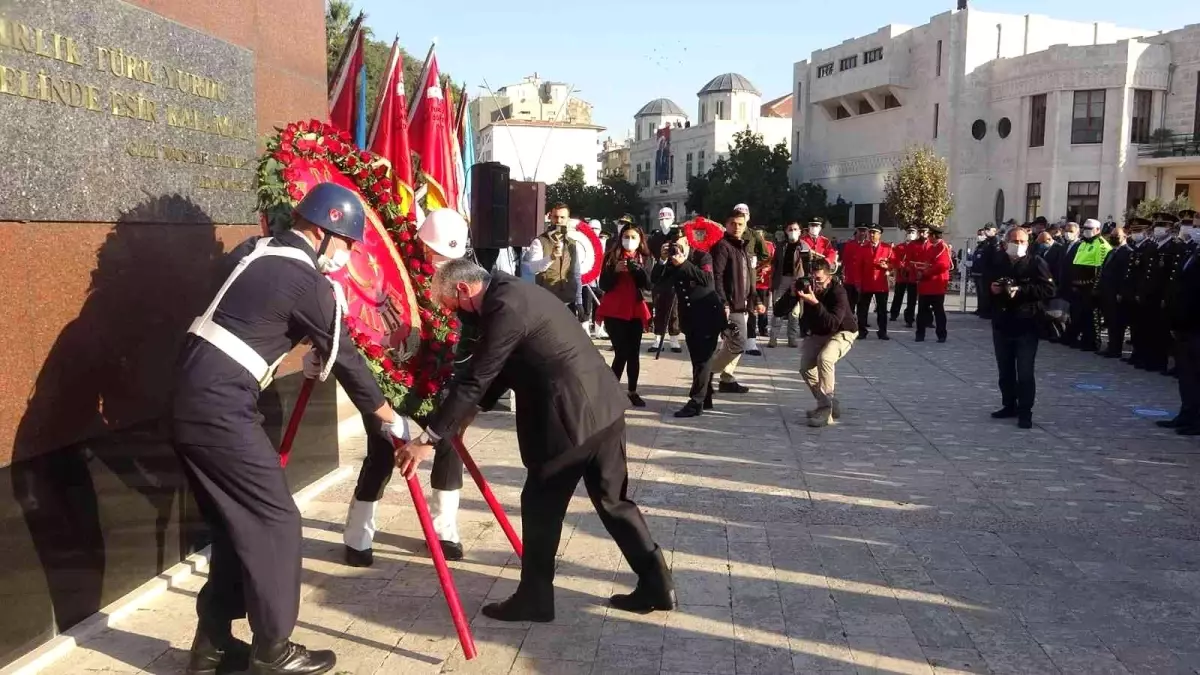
[912,224,953,342]
[597,222,653,406]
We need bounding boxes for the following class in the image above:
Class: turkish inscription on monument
[0,0,257,224]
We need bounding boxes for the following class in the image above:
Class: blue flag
[354,65,368,149]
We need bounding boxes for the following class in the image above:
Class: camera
[666,242,681,257]
[793,276,814,294]
[994,276,1015,289]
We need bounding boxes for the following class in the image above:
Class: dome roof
[635,98,687,118]
[697,73,761,96]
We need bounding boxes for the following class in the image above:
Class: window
[936,39,943,77]
[698,150,705,175]
[669,154,675,183]
[794,131,801,155]
[1127,181,1147,212]
[884,94,900,110]
[994,189,1005,225]
[1029,94,1047,147]
[1131,89,1152,144]
[971,119,986,140]
[700,102,706,122]
[839,55,858,71]
[998,117,1012,138]
[858,99,874,115]
[933,103,940,139]
[864,47,883,64]
[854,203,873,226]
[1071,89,1105,144]
[1025,183,1042,222]
[738,101,746,121]
[1177,184,1191,199]
[646,123,655,141]
[686,152,693,178]
[716,100,724,120]
[1066,181,1101,222]
[817,63,834,78]
[835,105,851,120]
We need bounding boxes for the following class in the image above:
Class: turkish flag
[328,16,365,137]
[367,39,415,217]
[408,52,457,212]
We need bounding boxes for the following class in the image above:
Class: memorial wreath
[255,119,458,418]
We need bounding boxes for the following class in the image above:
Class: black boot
[991,406,1017,419]
[610,547,676,614]
[186,625,250,675]
[481,582,555,622]
[674,400,703,418]
[343,545,373,568]
[249,640,336,675]
[703,383,714,410]
[718,381,750,394]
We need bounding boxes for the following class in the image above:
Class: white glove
[384,416,420,443]
[302,350,323,380]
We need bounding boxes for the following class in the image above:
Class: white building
[470,73,594,130]
[790,8,1200,237]
[476,119,605,185]
[630,73,791,219]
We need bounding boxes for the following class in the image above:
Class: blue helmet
[293,183,366,242]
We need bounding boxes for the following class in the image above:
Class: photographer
[652,229,724,417]
[796,258,858,428]
[596,222,653,407]
[989,227,1056,429]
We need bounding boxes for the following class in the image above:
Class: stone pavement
[45,313,1200,674]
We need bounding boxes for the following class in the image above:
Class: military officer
[172,183,420,675]
[1122,217,1156,368]
[1144,213,1188,373]
[1097,223,1133,358]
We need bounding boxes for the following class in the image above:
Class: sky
[356,0,1195,140]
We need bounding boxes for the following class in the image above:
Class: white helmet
[588,219,602,234]
[418,208,469,259]
[657,207,674,221]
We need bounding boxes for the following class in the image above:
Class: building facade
[477,119,605,185]
[790,9,1200,235]
[630,73,791,219]
[598,136,632,181]
[470,73,593,134]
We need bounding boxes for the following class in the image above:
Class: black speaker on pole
[470,162,511,248]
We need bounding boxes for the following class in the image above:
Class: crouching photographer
[989,227,1055,429]
[651,229,725,418]
[795,258,858,428]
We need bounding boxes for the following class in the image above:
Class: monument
[0,0,331,667]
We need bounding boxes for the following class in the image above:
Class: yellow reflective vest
[1072,237,1112,268]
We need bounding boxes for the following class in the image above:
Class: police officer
[342,209,471,566]
[172,183,419,675]
[1122,217,1157,368]
[1143,213,1186,373]
[1097,224,1133,358]
[651,228,724,417]
[1062,219,1112,352]
[1161,222,1200,434]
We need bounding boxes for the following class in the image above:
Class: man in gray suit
[397,259,675,622]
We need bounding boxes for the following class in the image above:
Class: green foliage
[545,165,647,228]
[688,131,793,231]
[1127,195,1196,221]
[882,145,954,228]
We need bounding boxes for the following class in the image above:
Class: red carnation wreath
[574,221,604,285]
[683,217,723,253]
[256,119,458,418]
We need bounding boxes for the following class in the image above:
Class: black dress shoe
[628,392,647,408]
[481,590,555,623]
[186,629,250,675]
[991,407,1017,419]
[915,336,925,342]
[1177,426,1200,437]
[1018,415,1034,430]
[249,641,336,675]
[745,348,762,356]
[905,321,914,328]
[674,401,703,418]
[1101,351,1122,359]
[438,540,464,561]
[1157,416,1184,429]
[610,547,677,614]
[937,336,947,343]
[671,346,683,353]
[344,546,373,568]
[858,330,869,339]
[718,381,750,394]
[702,392,714,410]
[877,332,890,341]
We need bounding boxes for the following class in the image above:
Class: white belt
[189,317,280,388]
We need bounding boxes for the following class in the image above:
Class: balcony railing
[1138,132,1200,158]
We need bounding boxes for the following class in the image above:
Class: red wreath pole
[451,435,522,558]
[406,470,477,660]
[278,378,317,468]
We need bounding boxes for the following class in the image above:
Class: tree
[544,167,647,229]
[792,182,828,223]
[685,175,709,216]
[882,145,954,229]
[686,131,793,231]
[1126,195,1196,221]
[545,165,590,215]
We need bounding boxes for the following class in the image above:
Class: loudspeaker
[469,162,511,248]
[508,181,546,247]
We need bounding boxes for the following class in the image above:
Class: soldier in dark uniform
[1122,218,1157,368]
[1160,226,1200,434]
[651,228,724,418]
[172,184,418,675]
[1145,213,1188,373]
[1098,224,1133,358]
[646,213,684,354]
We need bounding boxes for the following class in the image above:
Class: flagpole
[328,11,364,95]
[407,39,437,124]
[366,37,401,147]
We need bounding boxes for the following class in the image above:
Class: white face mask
[318,248,351,274]
[1181,225,1194,239]
[906,232,918,241]
[1154,226,1169,240]
[786,230,801,242]
[808,226,821,237]
[658,219,673,233]
[976,235,986,243]
[621,237,639,251]
[1132,232,1146,243]
[1065,231,1079,242]
[1007,242,1027,258]
[1082,229,1098,240]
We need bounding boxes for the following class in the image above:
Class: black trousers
[890,283,917,323]
[176,429,301,643]
[1067,286,1101,349]
[916,294,947,340]
[519,419,657,591]
[1101,296,1129,355]
[845,285,860,322]
[1144,304,1172,370]
[974,275,993,316]
[685,329,720,405]
[354,414,463,501]
[606,318,643,392]
[856,292,889,336]
[1177,332,1200,424]
[993,327,1039,414]
[650,285,680,337]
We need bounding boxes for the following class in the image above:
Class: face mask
[1132,232,1146,243]
[786,230,801,242]
[808,227,820,237]
[987,231,997,239]
[1082,230,1097,240]
[658,219,672,233]
[1007,242,1027,258]
[976,235,986,243]
[455,288,478,315]
[1065,231,1079,243]
[906,232,918,241]
[1154,226,1169,240]
[1190,229,1200,243]
[621,237,639,252]
[317,248,350,274]
[1181,225,1194,240]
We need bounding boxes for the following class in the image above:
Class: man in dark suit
[1097,225,1132,357]
[397,259,674,623]
[1160,233,1200,435]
